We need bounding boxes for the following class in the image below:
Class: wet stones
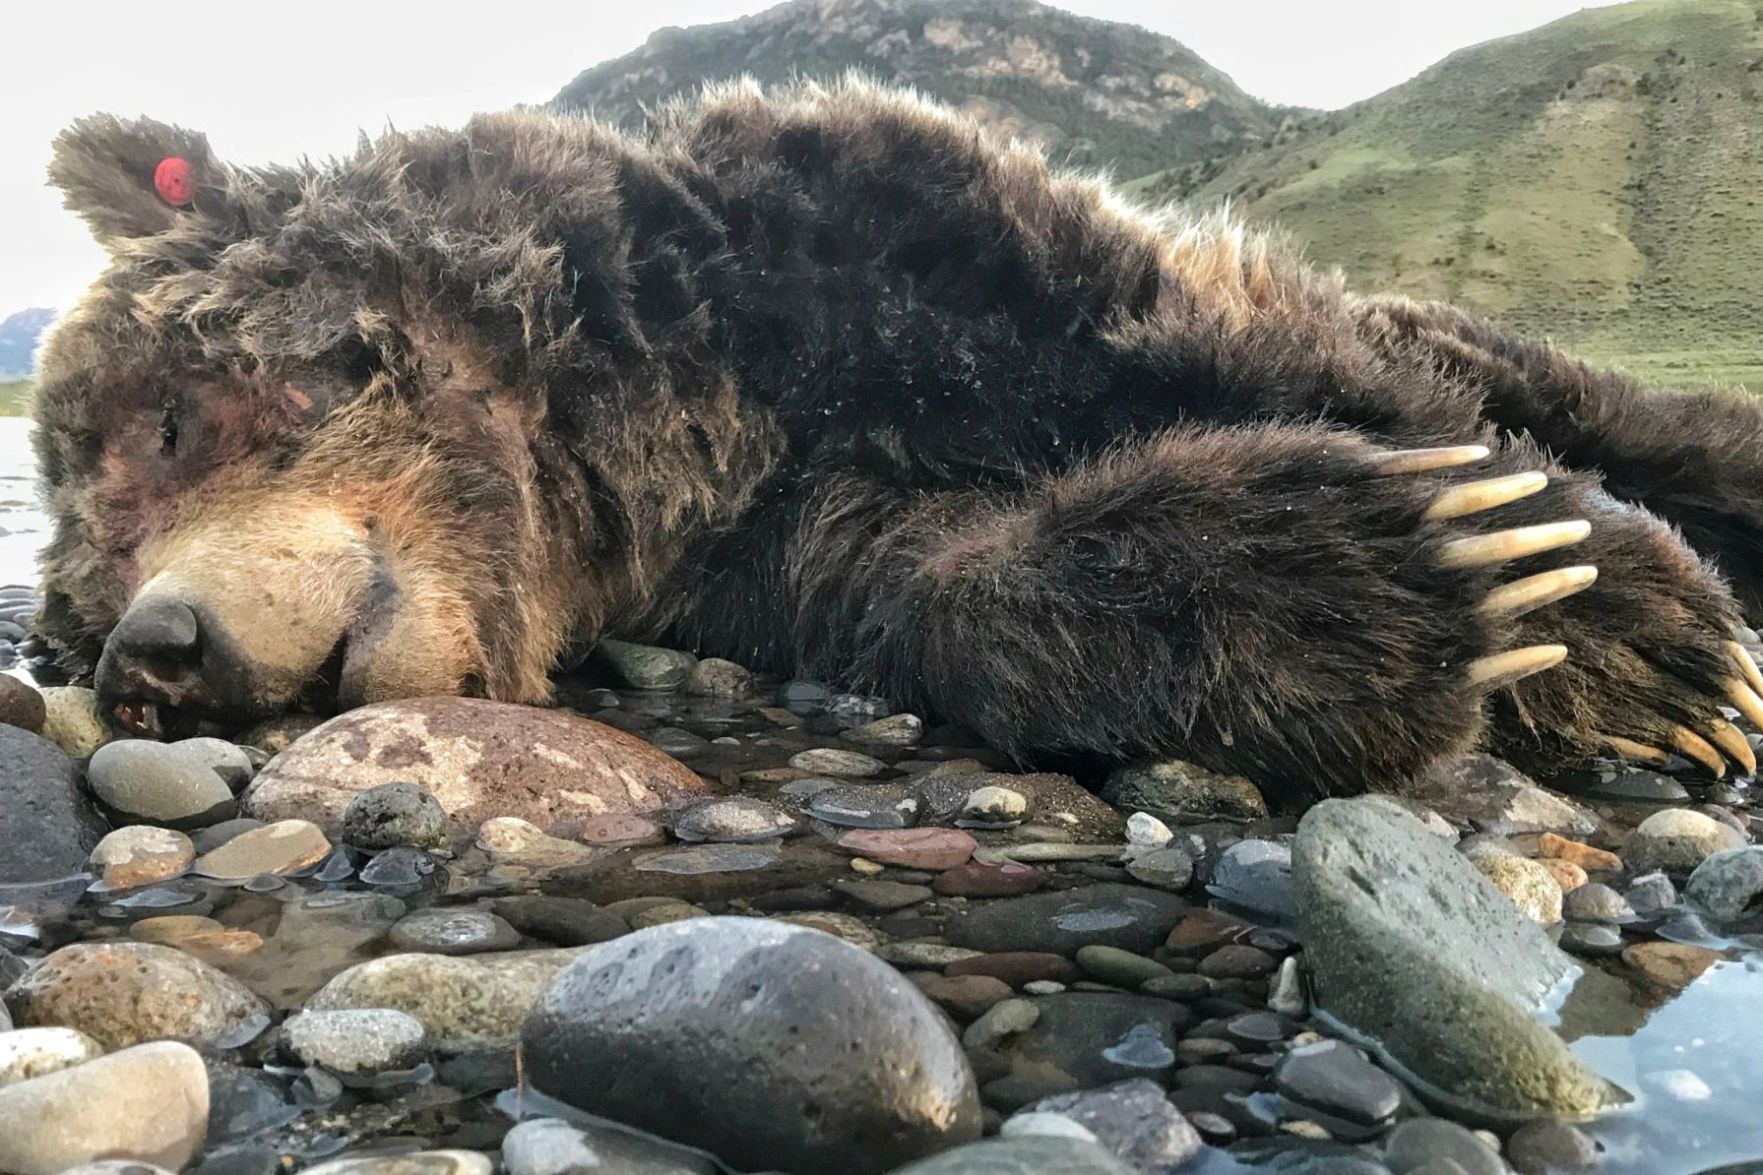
[281,1008,428,1075]
[307,949,584,1052]
[593,639,698,689]
[1686,846,1763,920]
[0,1027,104,1088]
[1622,941,1719,992]
[811,784,920,828]
[37,686,118,760]
[9,942,269,1050]
[0,673,45,733]
[1274,1039,1402,1126]
[1408,754,1598,836]
[490,896,629,946]
[340,782,450,850]
[502,1118,716,1175]
[85,738,245,829]
[889,1136,1133,1175]
[933,860,1044,898]
[949,884,1187,956]
[1293,797,1622,1122]
[242,698,704,834]
[388,908,521,955]
[0,725,109,884]
[673,796,798,843]
[1621,808,1746,875]
[0,1041,210,1174]
[790,747,888,777]
[687,657,754,698]
[1206,839,1294,919]
[841,713,924,749]
[1472,854,1565,924]
[1100,758,1268,823]
[837,828,977,870]
[980,993,1188,1109]
[191,818,331,880]
[302,1153,492,1175]
[523,918,980,1174]
[477,817,596,869]
[89,825,194,890]
[1016,1080,1201,1171]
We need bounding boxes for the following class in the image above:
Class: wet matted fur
[32,77,1763,803]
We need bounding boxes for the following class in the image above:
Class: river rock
[281,1008,428,1074]
[982,993,1189,1109]
[8,942,269,1050]
[502,1118,716,1175]
[301,1153,491,1175]
[522,918,981,1175]
[1100,759,1267,823]
[389,908,521,955]
[673,796,798,843]
[1622,808,1746,875]
[477,817,597,868]
[490,896,629,946]
[242,698,704,833]
[836,828,976,869]
[1407,754,1597,836]
[1293,797,1622,1123]
[1020,1079,1201,1170]
[948,884,1187,956]
[0,674,45,733]
[85,738,242,828]
[88,825,194,890]
[1472,854,1564,924]
[37,686,117,759]
[1274,1038,1401,1126]
[0,1026,105,1087]
[191,818,330,880]
[0,725,109,884]
[0,1041,209,1174]
[593,639,698,689]
[306,949,584,1052]
[340,782,451,849]
[1685,846,1763,920]
[686,657,753,698]
[889,1137,1133,1175]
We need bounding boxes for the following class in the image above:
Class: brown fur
[31,79,1763,802]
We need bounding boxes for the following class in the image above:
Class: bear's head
[30,110,755,736]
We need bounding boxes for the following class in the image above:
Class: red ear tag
[153,156,194,206]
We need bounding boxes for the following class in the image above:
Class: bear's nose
[95,596,205,707]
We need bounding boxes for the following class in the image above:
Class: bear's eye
[158,401,180,457]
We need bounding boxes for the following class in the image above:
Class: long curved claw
[1706,718,1757,776]
[1423,471,1549,522]
[1671,726,1727,779]
[1477,565,1598,617]
[1606,736,1672,766]
[1367,445,1491,476]
[1728,640,1763,698]
[1726,678,1763,730]
[1466,644,1568,689]
[1436,521,1591,570]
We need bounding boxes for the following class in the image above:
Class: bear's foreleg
[797,423,1599,802]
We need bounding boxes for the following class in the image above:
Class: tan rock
[477,817,597,868]
[0,1043,208,1174]
[1536,857,1588,893]
[1622,942,1719,992]
[89,825,194,889]
[192,818,331,880]
[1538,833,1622,873]
[1473,855,1564,924]
[9,942,269,1049]
[243,698,705,834]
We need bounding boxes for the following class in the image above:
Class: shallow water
[0,416,46,589]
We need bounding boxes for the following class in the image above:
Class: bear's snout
[95,593,270,731]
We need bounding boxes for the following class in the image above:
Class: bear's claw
[1422,471,1549,521]
[1367,444,1491,475]
[1435,520,1592,570]
[1477,565,1599,617]
[1465,644,1568,689]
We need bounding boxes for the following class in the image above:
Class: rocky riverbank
[2,617,1762,1173]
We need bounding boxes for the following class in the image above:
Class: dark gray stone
[1506,1119,1598,1173]
[502,1118,715,1175]
[1407,754,1596,836]
[1294,798,1623,1123]
[340,782,450,849]
[1207,839,1295,920]
[1559,922,1625,957]
[85,738,241,828]
[592,640,697,690]
[1022,1079,1202,1170]
[1626,871,1679,920]
[888,1137,1132,1175]
[491,896,629,946]
[1274,1039,1400,1125]
[388,908,521,955]
[1686,845,1763,920]
[948,884,1187,956]
[1561,882,1632,924]
[984,993,1191,1109]
[523,918,980,1175]
[0,725,108,883]
[1383,1118,1503,1175]
[1100,759,1268,824]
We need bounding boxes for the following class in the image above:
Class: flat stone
[912,973,1014,1021]
[1408,754,1597,836]
[1207,839,1295,919]
[963,997,1041,1050]
[0,1027,104,1088]
[0,674,46,733]
[1621,942,1718,991]
[1198,944,1277,979]
[948,884,1187,958]
[524,918,980,1175]
[1621,808,1746,875]
[1559,922,1625,957]
[841,713,924,749]
[1293,797,1623,1123]
[887,1137,1133,1175]
[946,952,1081,987]
[86,738,247,828]
[837,828,976,870]
[503,1118,715,1175]
[243,698,704,834]
[1383,1117,1505,1175]
[490,896,629,947]
[810,783,920,828]
[37,686,118,760]
[9,942,268,1050]
[1507,1119,1599,1173]
[1686,845,1763,920]
[192,818,330,879]
[673,796,797,843]
[1561,881,1633,923]
[340,782,451,849]
[833,878,934,911]
[0,725,108,884]
[89,826,194,890]
[281,1007,428,1074]
[577,812,667,846]
[1125,846,1194,892]
[307,948,585,1052]
[1472,854,1564,924]
[1100,759,1267,824]
[1022,1079,1201,1170]
[686,657,753,698]
[983,993,1190,1109]
[1275,1039,1401,1125]
[1075,945,1174,989]
[777,910,885,951]
[0,1042,209,1174]
[301,1153,492,1175]
[477,817,598,868]
[790,747,887,777]
[389,908,521,955]
[592,639,697,689]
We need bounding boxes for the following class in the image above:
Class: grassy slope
[1149,0,1763,391]
[0,382,30,417]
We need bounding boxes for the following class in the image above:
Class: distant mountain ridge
[0,308,53,381]
[552,0,1296,179]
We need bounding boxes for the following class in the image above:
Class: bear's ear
[48,114,222,245]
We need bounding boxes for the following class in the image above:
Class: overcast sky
[1,0,1622,313]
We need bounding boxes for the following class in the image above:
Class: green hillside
[0,381,30,417]
[1149,0,1763,390]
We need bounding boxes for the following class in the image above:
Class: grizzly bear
[30,78,1763,804]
